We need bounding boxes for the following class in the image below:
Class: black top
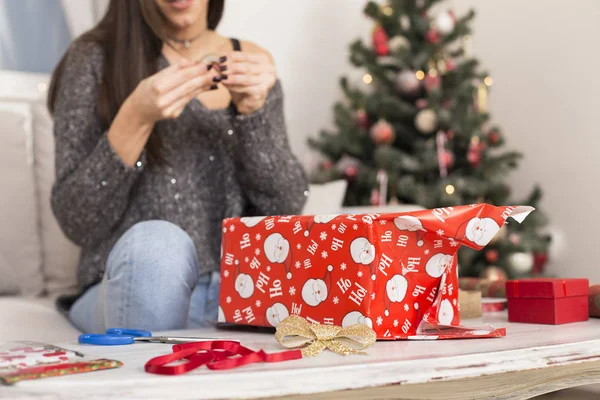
[231,38,241,51]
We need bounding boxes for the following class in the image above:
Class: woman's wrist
[107,97,154,167]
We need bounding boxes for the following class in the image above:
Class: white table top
[3,312,600,400]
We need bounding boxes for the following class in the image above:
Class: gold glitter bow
[274,315,377,357]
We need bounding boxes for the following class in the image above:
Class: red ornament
[448,10,457,23]
[488,131,501,145]
[346,166,358,178]
[424,74,441,92]
[356,109,369,129]
[370,120,396,145]
[486,249,499,263]
[425,29,440,44]
[370,189,381,206]
[446,59,455,71]
[440,150,454,169]
[372,26,389,56]
[416,99,428,109]
[467,138,484,167]
[509,233,520,245]
[322,160,333,170]
[467,149,481,166]
[533,252,549,274]
[447,129,455,140]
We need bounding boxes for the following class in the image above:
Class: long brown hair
[48,0,225,165]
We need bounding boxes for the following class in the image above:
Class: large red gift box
[506,278,589,325]
[218,204,533,339]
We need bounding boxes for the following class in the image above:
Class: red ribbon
[145,340,302,375]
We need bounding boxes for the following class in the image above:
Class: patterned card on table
[0,341,122,385]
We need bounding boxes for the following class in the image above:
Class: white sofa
[0,69,424,344]
[0,70,81,343]
[0,70,83,343]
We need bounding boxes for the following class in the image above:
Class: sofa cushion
[31,101,80,296]
[0,70,80,297]
[0,296,79,342]
[302,180,348,215]
[0,102,45,296]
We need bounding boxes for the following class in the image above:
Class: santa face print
[466,217,500,246]
[342,311,373,329]
[266,302,290,327]
[264,233,290,263]
[437,299,454,325]
[240,216,266,227]
[394,215,426,246]
[394,215,424,232]
[302,278,328,307]
[350,237,376,265]
[386,274,409,303]
[235,273,254,299]
[314,214,339,224]
[425,253,453,278]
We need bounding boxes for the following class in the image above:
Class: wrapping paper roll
[589,285,600,318]
[458,289,482,319]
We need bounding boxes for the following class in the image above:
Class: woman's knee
[107,220,199,282]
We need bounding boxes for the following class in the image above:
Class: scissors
[78,328,238,346]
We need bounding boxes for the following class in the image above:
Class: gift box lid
[505,278,589,299]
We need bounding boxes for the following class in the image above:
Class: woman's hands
[220,51,277,115]
[128,60,221,123]
[108,60,219,167]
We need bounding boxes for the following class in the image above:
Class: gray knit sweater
[51,41,308,291]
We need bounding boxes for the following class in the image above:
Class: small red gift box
[219,204,533,339]
[506,278,589,325]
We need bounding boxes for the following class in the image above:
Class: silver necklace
[168,32,204,49]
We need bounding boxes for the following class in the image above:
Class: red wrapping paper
[219,204,533,339]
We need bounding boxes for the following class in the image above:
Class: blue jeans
[69,220,220,333]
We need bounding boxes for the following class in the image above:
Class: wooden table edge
[267,360,600,400]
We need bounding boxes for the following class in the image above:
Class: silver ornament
[377,56,399,67]
[400,15,411,31]
[388,36,410,52]
[396,70,420,96]
[435,11,455,36]
[414,109,438,134]
[508,252,535,274]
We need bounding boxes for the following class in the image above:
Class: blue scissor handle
[78,333,135,346]
[106,328,152,337]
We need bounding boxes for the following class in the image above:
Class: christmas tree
[307,0,551,279]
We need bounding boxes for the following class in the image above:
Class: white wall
[220,0,600,282]
[218,0,372,168]
[445,0,600,282]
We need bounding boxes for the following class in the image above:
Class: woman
[48,0,308,333]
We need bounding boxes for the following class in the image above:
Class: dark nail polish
[213,76,222,83]
[219,65,228,72]
[210,84,218,90]
[206,64,213,71]
[219,56,227,63]
[220,74,228,80]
